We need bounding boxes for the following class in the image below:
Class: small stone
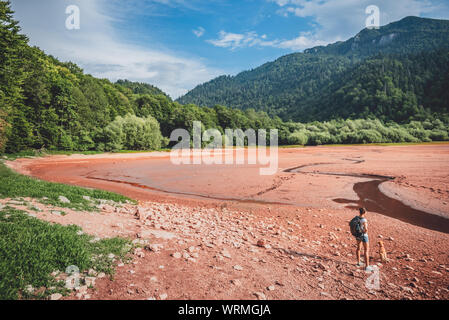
[58,196,71,204]
[221,249,231,259]
[253,292,266,300]
[256,239,265,247]
[159,293,168,300]
[267,285,276,291]
[85,277,96,287]
[82,196,91,201]
[146,244,163,252]
[231,279,241,286]
[172,252,182,259]
[402,287,414,294]
[50,293,62,300]
[188,246,196,253]
[233,265,243,271]
[77,286,88,294]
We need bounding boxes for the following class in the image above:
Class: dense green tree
[0,0,28,151]
[102,114,165,151]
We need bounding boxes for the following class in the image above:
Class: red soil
[6,144,449,300]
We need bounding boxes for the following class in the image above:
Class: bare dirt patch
[5,144,449,300]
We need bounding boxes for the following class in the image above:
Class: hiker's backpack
[349,216,363,237]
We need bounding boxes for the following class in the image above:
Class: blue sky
[10,0,449,98]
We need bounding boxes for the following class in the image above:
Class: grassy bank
[0,207,131,300]
[0,162,133,211]
[0,161,137,300]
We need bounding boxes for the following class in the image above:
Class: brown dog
[378,241,388,263]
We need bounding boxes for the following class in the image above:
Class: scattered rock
[77,286,88,294]
[159,293,168,300]
[146,244,163,252]
[401,287,414,294]
[58,196,71,204]
[50,293,62,300]
[230,279,241,286]
[253,292,266,300]
[172,252,182,259]
[221,249,231,259]
[85,277,96,287]
[233,265,243,271]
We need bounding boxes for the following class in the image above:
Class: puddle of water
[284,161,449,234]
[334,179,449,234]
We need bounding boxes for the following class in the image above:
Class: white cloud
[207,31,261,49]
[10,0,222,99]
[193,26,205,37]
[270,0,449,44]
[275,33,328,50]
[207,30,326,51]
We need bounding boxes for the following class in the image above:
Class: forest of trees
[0,1,448,154]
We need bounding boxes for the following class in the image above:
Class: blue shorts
[356,234,369,243]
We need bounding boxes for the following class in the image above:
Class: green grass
[0,162,134,211]
[0,207,132,300]
[0,148,171,161]
[0,150,105,161]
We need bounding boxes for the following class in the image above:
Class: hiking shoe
[365,266,374,272]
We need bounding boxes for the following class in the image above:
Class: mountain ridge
[177,16,449,122]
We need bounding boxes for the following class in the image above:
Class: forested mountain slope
[177,17,449,122]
